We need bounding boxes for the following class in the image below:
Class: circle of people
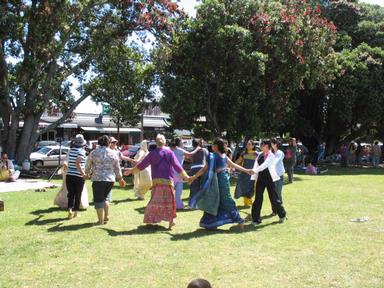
[55,134,289,230]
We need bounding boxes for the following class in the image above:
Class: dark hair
[261,139,272,150]
[213,137,226,154]
[374,141,379,145]
[271,138,281,151]
[171,137,182,148]
[98,135,110,147]
[187,279,212,288]
[1,152,8,158]
[192,138,204,149]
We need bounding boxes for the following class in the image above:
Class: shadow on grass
[169,221,281,241]
[113,198,143,205]
[101,225,169,236]
[30,207,63,215]
[25,215,66,226]
[47,222,95,232]
[134,207,146,214]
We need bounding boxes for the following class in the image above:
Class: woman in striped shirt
[66,134,87,219]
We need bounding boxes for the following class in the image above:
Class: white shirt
[251,152,280,182]
[274,150,285,177]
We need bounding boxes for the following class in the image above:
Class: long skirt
[54,171,89,209]
[133,168,152,198]
[144,183,176,224]
[188,167,205,205]
[200,171,243,229]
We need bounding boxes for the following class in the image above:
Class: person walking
[85,135,126,225]
[124,134,191,230]
[234,140,257,207]
[65,134,87,219]
[284,138,297,183]
[188,138,209,207]
[271,138,285,215]
[189,138,253,230]
[355,141,363,166]
[348,142,356,165]
[372,141,382,167]
[251,140,287,226]
[132,140,152,200]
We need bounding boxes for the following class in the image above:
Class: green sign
[102,104,111,116]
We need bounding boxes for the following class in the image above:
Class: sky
[75,0,383,114]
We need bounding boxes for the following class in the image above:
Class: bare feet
[238,223,245,232]
[104,217,109,224]
[67,210,74,220]
[168,221,176,230]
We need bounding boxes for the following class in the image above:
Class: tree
[157,0,337,140]
[0,0,184,163]
[84,43,155,133]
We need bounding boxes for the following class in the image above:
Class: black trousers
[252,177,286,222]
[66,175,85,211]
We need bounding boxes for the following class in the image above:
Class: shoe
[251,221,261,227]
[279,216,287,223]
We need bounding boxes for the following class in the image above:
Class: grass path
[0,167,383,287]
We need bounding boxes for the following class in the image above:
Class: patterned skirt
[144,182,176,224]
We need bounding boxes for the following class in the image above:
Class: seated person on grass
[0,152,20,182]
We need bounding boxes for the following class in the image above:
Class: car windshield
[36,147,51,155]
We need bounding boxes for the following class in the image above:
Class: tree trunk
[15,113,41,164]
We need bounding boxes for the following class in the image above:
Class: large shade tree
[0,0,184,163]
[156,0,337,141]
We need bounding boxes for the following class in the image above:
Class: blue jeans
[372,156,380,167]
[274,175,284,204]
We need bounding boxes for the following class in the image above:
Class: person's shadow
[30,207,62,215]
[101,225,169,237]
[47,222,95,232]
[169,221,281,241]
[25,215,66,226]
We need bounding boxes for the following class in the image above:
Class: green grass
[0,167,383,288]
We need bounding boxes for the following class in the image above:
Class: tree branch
[39,94,88,135]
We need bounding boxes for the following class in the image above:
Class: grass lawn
[0,167,383,288]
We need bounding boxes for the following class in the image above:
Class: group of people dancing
[56,133,287,230]
[124,135,287,230]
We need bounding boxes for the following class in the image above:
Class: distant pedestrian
[372,141,382,167]
[317,142,326,162]
[348,142,356,165]
[85,135,126,225]
[284,138,297,183]
[133,140,152,200]
[340,143,348,167]
[355,141,363,166]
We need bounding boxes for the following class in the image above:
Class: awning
[81,127,141,133]
[59,123,78,129]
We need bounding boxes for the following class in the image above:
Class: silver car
[30,146,69,167]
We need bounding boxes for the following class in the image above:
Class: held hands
[119,178,126,188]
[246,169,256,175]
[123,168,133,176]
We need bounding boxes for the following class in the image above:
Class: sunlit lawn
[0,167,383,288]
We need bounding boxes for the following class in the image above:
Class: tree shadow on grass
[47,222,95,232]
[101,225,169,237]
[25,215,67,226]
[169,221,280,241]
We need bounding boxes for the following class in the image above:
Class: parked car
[33,141,59,152]
[30,146,69,167]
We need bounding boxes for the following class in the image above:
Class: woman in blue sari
[189,138,254,229]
